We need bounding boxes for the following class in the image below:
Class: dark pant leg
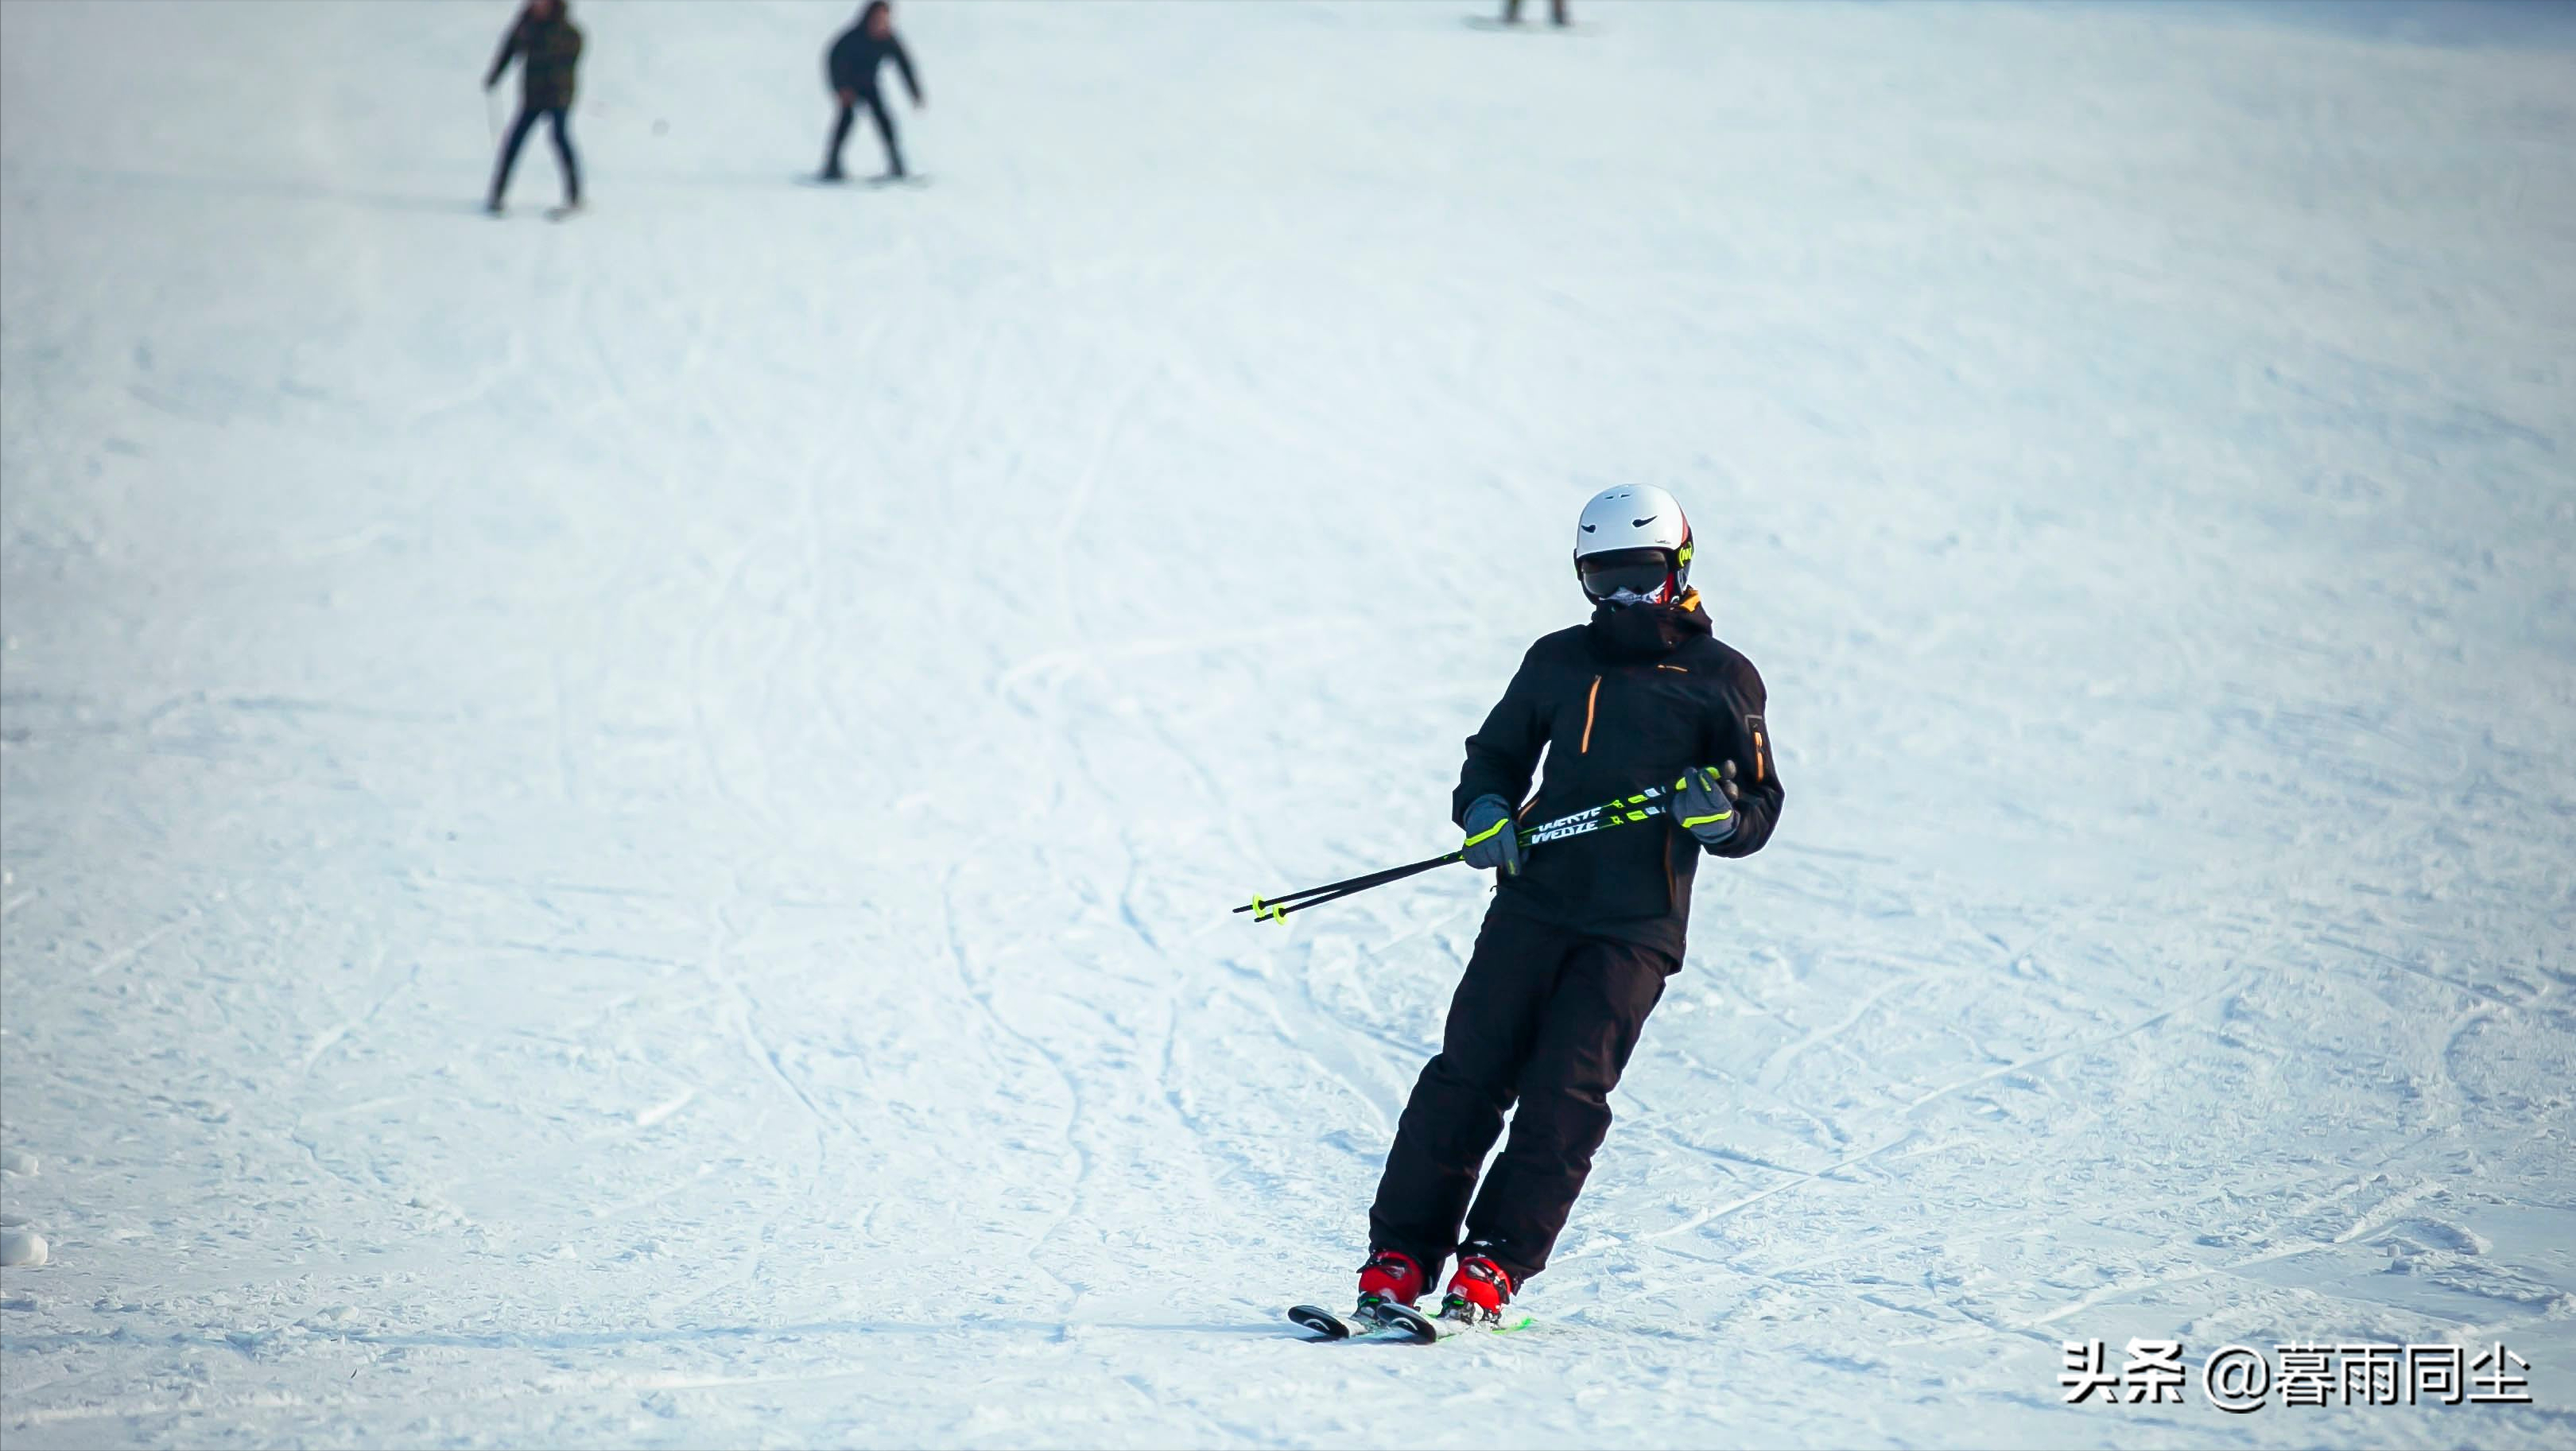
[545,107,580,204]
[866,93,906,177]
[1460,937,1672,1286]
[827,102,856,174]
[1368,911,1573,1287]
[488,104,541,205]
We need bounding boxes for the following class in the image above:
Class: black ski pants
[828,92,904,178]
[1369,910,1674,1291]
[491,104,580,208]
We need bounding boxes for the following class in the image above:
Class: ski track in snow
[4,1,2574,1445]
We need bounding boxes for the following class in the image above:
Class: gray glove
[1459,795,1523,875]
[1667,763,1739,845]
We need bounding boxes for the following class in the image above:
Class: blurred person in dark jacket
[1502,0,1571,25]
[484,0,584,214]
[821,1,923,182]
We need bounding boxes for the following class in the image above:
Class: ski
[1435,1309,1535,1337]
[1286,1301,1418,1341]
[1289,1298,1534,1344]
[1411,1304,1538,1341]
[1376,1301,1440,1344]
[1286,1303,1362,1340]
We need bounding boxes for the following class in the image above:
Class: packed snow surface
[3,2,2573,1445]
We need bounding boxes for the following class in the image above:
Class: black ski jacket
[487,6,584,111]
[827,23,921,102]
[1452,592,1783,960]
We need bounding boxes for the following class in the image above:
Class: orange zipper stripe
[1580,676,1600,754]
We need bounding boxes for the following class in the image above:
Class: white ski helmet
[1572,485,1693,605]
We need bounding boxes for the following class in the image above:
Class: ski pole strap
[1234,783,1672,922]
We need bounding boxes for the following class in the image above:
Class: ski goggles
[1577,548,1678,603]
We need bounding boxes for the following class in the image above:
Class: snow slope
[3,1,2572,1445]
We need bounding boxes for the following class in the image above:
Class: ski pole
[1236,786,1671,916]
[1235,804,1585,920]
[1243,855,1454,922]
[1243,787,1670,922]
[1236,785,1670,923]
[1251,789,1671,922]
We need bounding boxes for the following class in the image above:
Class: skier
[1350,486,1783,1334]
[1500,0,1572,25]
[821,1,924,183]
[483,0,584,215]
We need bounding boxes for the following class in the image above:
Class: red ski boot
[1436,1249,1515,1330]
[1356,1248,1426,1321]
